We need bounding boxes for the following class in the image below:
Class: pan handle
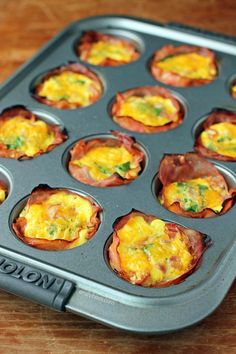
[0,253,75,311]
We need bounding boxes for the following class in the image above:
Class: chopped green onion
[143,244,153,255]
[46,224,58,236]
[96,164,111,175]
[154,107,163,115]
[115,161,131,173]
[7,136,24,150]
[217,136,230,143]
[75,80,86,84]
[59,95,70,100]
[176,182,188,190]
[115,162,131,176]
[198,184,208,195]
[159,54,175,62]
[185,203,199,213]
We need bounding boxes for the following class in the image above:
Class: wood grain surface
[0,1,236,353]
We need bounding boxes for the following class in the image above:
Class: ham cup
[111,86,184,133]
[12,185,101,251]
[68,131,145,187]
[194,109,236,161]
[77,31,140,66]
[108,210,211,287]
[150,44,217,87]
[158,153,236,218]
[33,63,103,109]
[0,106,67,160]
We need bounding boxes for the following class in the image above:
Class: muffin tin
[0,15,236,334]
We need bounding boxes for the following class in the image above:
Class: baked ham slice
[68,131,144,187]
[77,31,140,66]
[194,109,236,161]
[151,45,217,87]
[0,105,67,160]
[112,86,184,133]
[108,210,211,287]
[33,63,103,109]
[12,184,101,251]
[158,153,236,218]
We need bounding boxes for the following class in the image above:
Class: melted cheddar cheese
[156,53,216,80]
[200,122,236,158]
[117,215,193,285]
[161,177,228,213]
[72,145,136,181]
[0,185,6,204]
[0,116,54,156]
[232,84,236,97]
[37,72,101,106]
[20,191,95,246]
[84,40,134,65]
[118,95,178,126]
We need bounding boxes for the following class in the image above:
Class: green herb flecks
[59,95,70,101]
[217,136,231,143]
[95,164,112,175]
[206,142,216,151]
[75,80,86,84]
[154,107,163,115]
[185,204,200,213]
[143,244,154,255]
[198,184,208,196]
[115,161,131,175]
[136,101,162,117]
[7,136,25,150]
[159,54,176,62]
[178,182,209,213]
[176,182,188,191]
[183,197,200,213]
[46,224,58,237]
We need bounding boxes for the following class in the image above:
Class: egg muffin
[151,45,217,87]
[33,63,103,109]
[0,106,67,160]
[194,109,236,161]
[111,86,184,133]
[77,31,140,66]
[158,153,236,218]
[108,210,210,287]
[0,181,7,205]
[13,185,101,250]
[68,131,144,187]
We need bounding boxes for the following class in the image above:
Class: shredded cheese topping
[0,116,54,156]
[72,145,137,181]
[37,72,102,106]
[84,40,135,65]
[161,177,228,213]
[200,122,236,158]
[156,53,216,80]
[117,95,178,126]
[21,191,95,246]
[116,215,193,285]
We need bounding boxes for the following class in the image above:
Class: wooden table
[0,1,235,353]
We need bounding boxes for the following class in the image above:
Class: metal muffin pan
[0,15,235,334]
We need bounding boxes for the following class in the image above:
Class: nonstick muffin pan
[0,15,236,334]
